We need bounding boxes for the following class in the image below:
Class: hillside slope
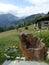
[0,13,19,27]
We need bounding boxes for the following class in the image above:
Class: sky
[0,0,49,17]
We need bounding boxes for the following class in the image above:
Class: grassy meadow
[0,25,35,52]
[0,25,49,64]
[0,30,20,52]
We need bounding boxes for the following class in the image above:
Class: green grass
[0,30,20,64]
[0,30,20,52]
[37,30,49,47]
[0,26,49,52]
[0,25,49,64]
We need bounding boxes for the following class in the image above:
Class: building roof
[36,15,49,23]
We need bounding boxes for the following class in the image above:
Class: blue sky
[0,0,49,17]
[0,0,33,7]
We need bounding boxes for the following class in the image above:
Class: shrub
[25,27,28,30]
[38,31,49,47]
[4,46,22,60]
[0,52,6,63]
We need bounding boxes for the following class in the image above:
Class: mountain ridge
[0,13,19,27]
[0,13,45,28]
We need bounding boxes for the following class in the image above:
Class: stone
[2,60,48,65]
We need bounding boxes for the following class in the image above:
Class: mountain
[18,13,45,23]
[24,13,45,20]
[0,13,19,27]
[0,13,45,28]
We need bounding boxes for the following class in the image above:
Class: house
[35,15,49,29]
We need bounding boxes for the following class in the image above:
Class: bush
[0,52,6,63]
[7,25,15,31]
[0,27,5,32]
[38,31,49,47]
[25,27,28,30]
[4,46,22,60]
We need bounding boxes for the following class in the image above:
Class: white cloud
[0,3,16,13]
[24,0,49,16]
[0,3,35,17]
[0,2,49,17]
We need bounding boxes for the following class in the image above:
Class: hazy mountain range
[0,13,45,27]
